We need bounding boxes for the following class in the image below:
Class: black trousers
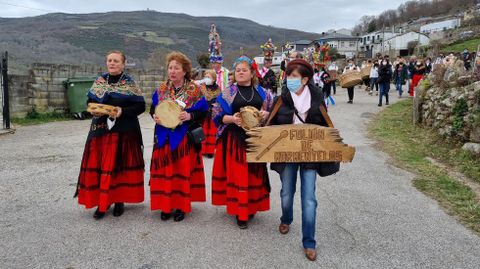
[347,87,354,101]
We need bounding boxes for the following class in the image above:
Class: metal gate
[1,51,10,130]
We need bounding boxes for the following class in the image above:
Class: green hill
[0,11,320,72]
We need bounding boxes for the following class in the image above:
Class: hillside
[0,11,320,72]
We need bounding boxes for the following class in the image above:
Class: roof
[294,40,312,45]
[313,33,361,43]
[383,31,429,42]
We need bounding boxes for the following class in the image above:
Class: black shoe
[161,212,172,221]
[347,100,353,104]
[113,203,124,217]
[386,102,389,105]
[378,104,382,107]
[93,208,105,220]
[236,216,248,229]
[173,210,185,222]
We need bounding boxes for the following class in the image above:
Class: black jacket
[378,64,392,83]
[268,83,340,177]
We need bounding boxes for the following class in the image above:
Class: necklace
[106,72,125,84]
[237,86,255,103]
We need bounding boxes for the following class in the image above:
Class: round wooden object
[361,66,371,79]
[155,100,182,129]
[239,106,262,130]
[87,103,118,118]
[339,71,363,88]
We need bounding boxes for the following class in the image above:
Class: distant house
[254,52,285,66]
[359,31,397,57]
[420,18,461,34]
[291,40,312,52]
[327,28,352,36]
[310,32,361,59]
[381,31,430,57]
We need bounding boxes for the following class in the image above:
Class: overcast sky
[0,0,409,33]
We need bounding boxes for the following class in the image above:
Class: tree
[196,53,210,68]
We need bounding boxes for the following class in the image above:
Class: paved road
[1,88,480,269]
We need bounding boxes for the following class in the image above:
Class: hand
[231,114,242,127]
[112,107,122,118]
[260,110,270,120]
[179,111,191,122]
[153,115,162,125]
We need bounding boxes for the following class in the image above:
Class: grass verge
[12,110,73,126]
[368,99,480,235]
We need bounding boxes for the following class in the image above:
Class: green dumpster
[64,77,96,119]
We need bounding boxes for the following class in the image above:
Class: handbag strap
[265,97,283,126]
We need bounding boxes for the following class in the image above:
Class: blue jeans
[379,81,390,105]
[280,163,318,249]
[395,78,403,96]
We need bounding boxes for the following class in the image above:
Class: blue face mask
[287,78,302,93]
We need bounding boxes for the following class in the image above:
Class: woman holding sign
[211,56,272,229]
[267,59,339,261]
[150,52,208,222]
[75,50,146,219]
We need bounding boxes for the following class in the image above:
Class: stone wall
[8,63,165,117]
[415,61,480,154]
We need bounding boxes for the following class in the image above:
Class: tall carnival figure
[259,38,278,96]
[75,50,145,219]
[211,56,273,229]
[267,59,339,261]
[200,25,225,157]
[150,52,208,222]
[209,24,229,91]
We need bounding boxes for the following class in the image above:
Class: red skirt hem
[150,137,206,213]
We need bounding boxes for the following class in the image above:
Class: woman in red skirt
[150,51,208,222]
[75,50,145,219]
[200,69,220,158]
[409,60,425,96]
[211,56,273,229]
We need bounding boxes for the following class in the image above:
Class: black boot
[173,209,185,222]
[161,211,172,221]
[386,94,389,105]
[93,208,106,220]
[236,216,248,229]
[113,203,124,217]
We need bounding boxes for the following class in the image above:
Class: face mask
[204,77,213,86]
[287,78,302,93]
[382,61,387,65]
[348,63,353,66]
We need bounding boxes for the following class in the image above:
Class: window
[367,36,370,41]
[341,41,345,47]
[372,36,375,43]
[349,42,356,47]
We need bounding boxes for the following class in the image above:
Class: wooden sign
[246,124,355,163]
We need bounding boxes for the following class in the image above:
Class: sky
[0,0,409,33]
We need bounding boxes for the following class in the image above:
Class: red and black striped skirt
[202,117,217,155]
[150,137,206,213]
[212,129,270,221]
[76,132,145,211]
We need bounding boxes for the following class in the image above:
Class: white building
[327,28,352,36]
[420,18,461,33]
[359,31,397,57]
[310,32,361,59]
[254,52,285,66]
[381,31,430,56]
